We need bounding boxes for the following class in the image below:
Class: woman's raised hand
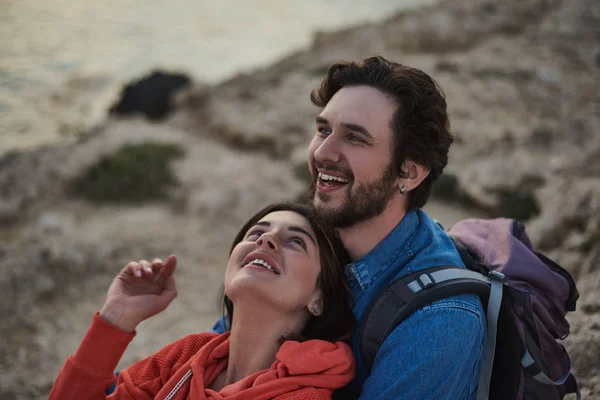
[99,255,178,333]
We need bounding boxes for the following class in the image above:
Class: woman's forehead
[257,211,315,234]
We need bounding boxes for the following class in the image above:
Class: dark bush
[72,142,184,203]
[293,161,311,184]
[293,161,311,204]
[497,189,541,221]
[431,173,461,201]
[580,233,599,253]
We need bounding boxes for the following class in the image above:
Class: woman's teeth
[245,258,278,274]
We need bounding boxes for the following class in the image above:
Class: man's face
[307,85,401,228]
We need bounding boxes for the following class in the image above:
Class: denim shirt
[212,209,485,399]
[344,209,486,399]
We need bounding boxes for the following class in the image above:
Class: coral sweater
[49,313,355,399]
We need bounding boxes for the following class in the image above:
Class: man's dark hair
[221,202,355,343]
[310,56,453,209]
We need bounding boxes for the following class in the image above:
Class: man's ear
[307,294,324,317]
[397,161,430,193]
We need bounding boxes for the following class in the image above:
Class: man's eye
[317,127,331,136]
[348,134,364,143]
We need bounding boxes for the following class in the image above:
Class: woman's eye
[246,229,264,240]
[289,237,307,250]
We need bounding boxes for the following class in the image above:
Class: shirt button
[348,267,355,276]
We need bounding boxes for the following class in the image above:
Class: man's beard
[308,162,398,229]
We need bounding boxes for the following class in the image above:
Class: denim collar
[346,209,419,291]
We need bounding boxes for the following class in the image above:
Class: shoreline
[0,0,438,157]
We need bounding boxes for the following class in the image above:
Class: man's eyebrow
[341,122,373,139]
[315,116,328,125]
[288,226,317,246]
[315,116,373,139]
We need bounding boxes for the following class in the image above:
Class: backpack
[359,218,581,400]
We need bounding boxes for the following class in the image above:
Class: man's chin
[309,183,347,212]
[312,195,345,214]
[315,190,345,208]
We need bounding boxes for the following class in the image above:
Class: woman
[49,203,356,399]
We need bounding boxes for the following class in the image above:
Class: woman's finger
[126,261,143,278]
[151,259,164,273]
[139,260,153,275]
[162,276,177,297]
[153,255,177,286]
[165,255,177,271]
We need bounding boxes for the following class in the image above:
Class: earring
[310,305,319,316]
[400,185,406,194]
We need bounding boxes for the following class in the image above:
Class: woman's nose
[256,234,278,250]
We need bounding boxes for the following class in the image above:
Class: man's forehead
[320,86,395,118]
[318,86,396,132]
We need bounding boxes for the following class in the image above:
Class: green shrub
[72,142,184,203]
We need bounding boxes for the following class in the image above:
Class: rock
[109,71,191,121]
[37,213,74,236]
[536,66,561,83]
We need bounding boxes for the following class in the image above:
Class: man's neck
[339,200,407,262]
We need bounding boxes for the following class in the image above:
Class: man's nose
[313,134,342,164]
[256,234,278,251]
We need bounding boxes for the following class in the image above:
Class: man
[306,56,485,399]
[216,56,486,399]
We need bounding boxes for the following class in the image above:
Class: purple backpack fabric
[450,218,580,399]
[359,218,580,400]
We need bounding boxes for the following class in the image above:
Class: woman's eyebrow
[288,226,316,246]
[255,221,316,245]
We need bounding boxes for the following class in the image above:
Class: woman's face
[224,211,323,315]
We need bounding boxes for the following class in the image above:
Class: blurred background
[0,0,434,153]
[0,0,598,398]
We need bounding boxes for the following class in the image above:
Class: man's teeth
[318,172,349,183]
[247,259,277,273]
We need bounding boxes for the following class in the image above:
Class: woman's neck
[220,301,308,388]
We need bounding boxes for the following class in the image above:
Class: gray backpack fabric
[359,218,580,400]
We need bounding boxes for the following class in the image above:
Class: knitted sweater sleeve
[49,312,137,400]
[274,388,333,399]
[49,312,215,400]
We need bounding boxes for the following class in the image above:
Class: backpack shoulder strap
[359,267,505,400]
[359,267,491,370]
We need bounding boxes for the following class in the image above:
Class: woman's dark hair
[220,202,355,343]
[311,55,453,210]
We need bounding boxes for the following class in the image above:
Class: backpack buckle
[488,270,506,283]
[417,273,435,289]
